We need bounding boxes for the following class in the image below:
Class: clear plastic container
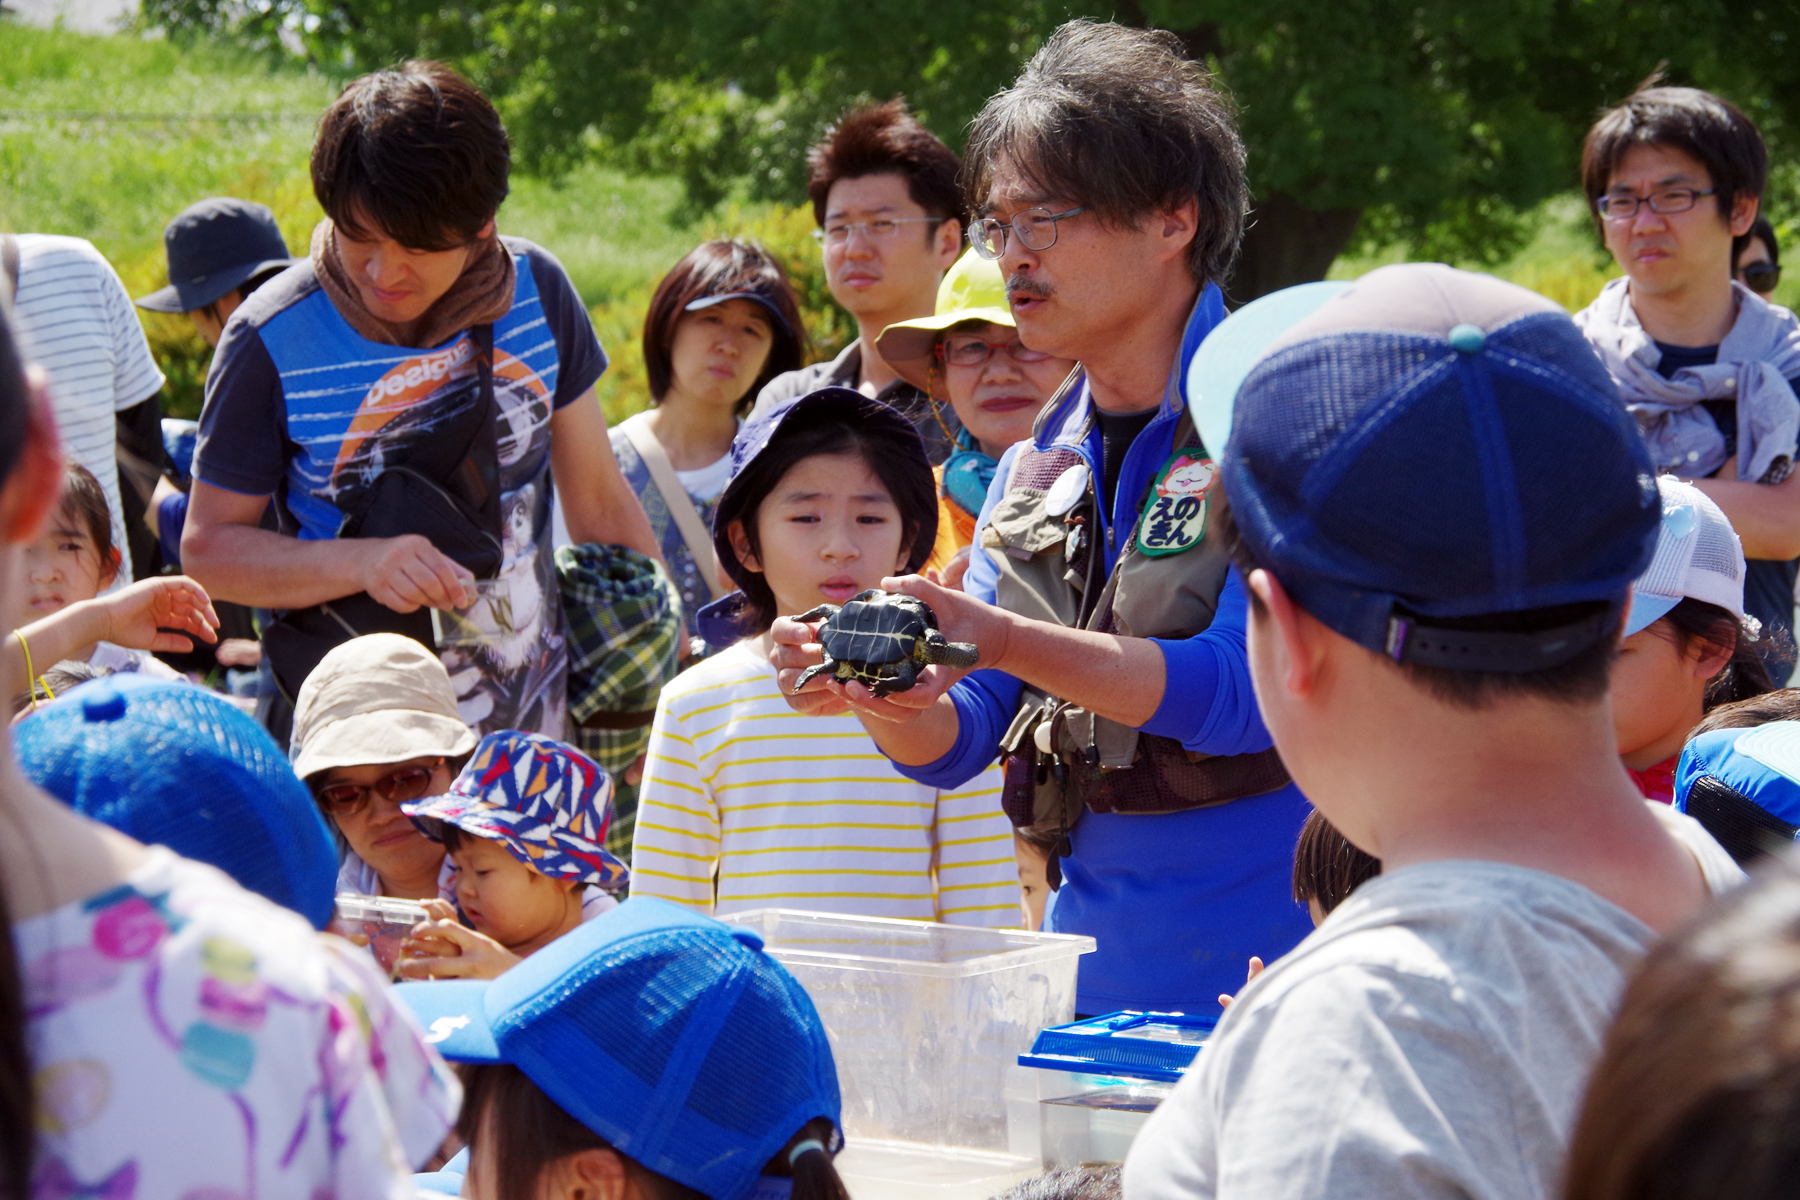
[719,908,1095,1160]
[1015,1011,1214,1168]
[331,893,428,979]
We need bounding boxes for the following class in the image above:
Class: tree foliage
[142,0,1800,295]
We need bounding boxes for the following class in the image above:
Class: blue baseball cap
[1216,263,1660,672]
[697,387,936,646]
[394,896,841,1200]
[1677,723,1800,865]
[17,674,338,928]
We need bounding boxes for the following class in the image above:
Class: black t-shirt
[1095,407,1159,510]
[1655,340,1800,647]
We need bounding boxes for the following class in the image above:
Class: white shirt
[10,235,166,584]
[1123,805,1742,1200]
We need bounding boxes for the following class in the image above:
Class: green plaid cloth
[555,544,683,862]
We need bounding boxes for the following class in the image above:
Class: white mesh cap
[1624,476,1754,638]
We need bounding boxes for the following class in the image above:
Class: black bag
[262,326,503,704]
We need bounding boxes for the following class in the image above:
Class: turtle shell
[818,592,936,668]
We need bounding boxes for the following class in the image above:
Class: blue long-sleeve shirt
[886,288,1314,1013]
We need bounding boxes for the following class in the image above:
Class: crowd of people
[8,14,1800,1200]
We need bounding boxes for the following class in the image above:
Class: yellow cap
[875,251,1017,392]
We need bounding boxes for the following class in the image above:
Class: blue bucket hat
[1677,723,1800,865]
[697,387,936,646]
[1203,262,1660,672]
[16,674,338,928]
[403,730,628,893]
[395,896,842,1200]
[135,197,299,314]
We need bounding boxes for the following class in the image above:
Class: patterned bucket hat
[403,730,629,893]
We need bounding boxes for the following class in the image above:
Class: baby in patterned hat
[397,730,630,980]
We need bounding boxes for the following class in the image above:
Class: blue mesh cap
[16,674,338,928]
[1224,263,1661,671]
[394,896,841,1200]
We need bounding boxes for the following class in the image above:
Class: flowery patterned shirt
[19,847,460,1200]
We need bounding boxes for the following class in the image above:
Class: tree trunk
[1225,191,1363,306]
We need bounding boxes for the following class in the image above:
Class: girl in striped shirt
[631,388,1019,927]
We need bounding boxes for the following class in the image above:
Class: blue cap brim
[1187,281,1348,458]
[393,979,501,1062]
[1622,590,1682,638]
[685,291,793,337]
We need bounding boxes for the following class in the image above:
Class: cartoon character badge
[1136,451,1215,557]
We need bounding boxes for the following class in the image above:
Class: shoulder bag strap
[619,416,719,602]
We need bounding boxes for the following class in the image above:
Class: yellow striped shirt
[632,642,1019,927]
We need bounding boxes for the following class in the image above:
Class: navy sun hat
[135,197,299,314]
[696,387,937,646]
[395,895,842,1200]
[1676,723,1800,865]
[686,291,795,338]
[1212,262,1661,673]
[17,674,338,928]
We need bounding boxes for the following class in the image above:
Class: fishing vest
[983,388,1289,845]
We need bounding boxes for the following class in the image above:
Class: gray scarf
[1574,277,1800,483]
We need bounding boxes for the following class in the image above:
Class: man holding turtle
[773,20,1314,1013]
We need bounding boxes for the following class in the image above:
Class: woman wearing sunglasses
[290,633,476,901]
[1734,215,1783,297]
[877,250,1077,588]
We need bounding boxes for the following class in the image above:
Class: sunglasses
[1740,261,1782,295]
[314,761,443,818]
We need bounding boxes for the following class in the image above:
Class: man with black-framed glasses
[772,21,1316,1016]
[752,98,965,463]
[1574,80,1800,661]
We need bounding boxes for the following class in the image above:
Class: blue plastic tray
[1017,1010,1216,1084]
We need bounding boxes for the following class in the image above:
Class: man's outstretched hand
[769,574,1010,722]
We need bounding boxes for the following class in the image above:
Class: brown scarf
[310,219,516,348]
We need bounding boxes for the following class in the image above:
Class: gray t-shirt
[1123,808,1741,1200]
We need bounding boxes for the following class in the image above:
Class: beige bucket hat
[290,633,477,781]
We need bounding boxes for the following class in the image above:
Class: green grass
[0,22,838,421]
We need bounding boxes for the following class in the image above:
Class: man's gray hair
[964,20,1248,289]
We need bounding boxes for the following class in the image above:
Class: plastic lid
[1017,1010,1215,1083]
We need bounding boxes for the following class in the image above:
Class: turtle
[790,589,980,697]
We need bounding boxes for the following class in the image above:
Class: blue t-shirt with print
[194,238,607,736]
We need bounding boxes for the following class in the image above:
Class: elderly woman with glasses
[876,251,1078,589]
[291,633,475,900]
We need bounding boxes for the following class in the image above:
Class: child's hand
[769,617,855,718]
[1218,956,1265,1011]
[395,898,522,981]
[96,576,220,654]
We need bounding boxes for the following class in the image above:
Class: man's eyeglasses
[314,761,443,818]
[967,206,1087,260]
[812,217,943,245]
[1595,188,1717,221]
[937,335,1056,368]
[1740,261,1783,295]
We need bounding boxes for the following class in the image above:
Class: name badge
[1136,451,1215,557]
